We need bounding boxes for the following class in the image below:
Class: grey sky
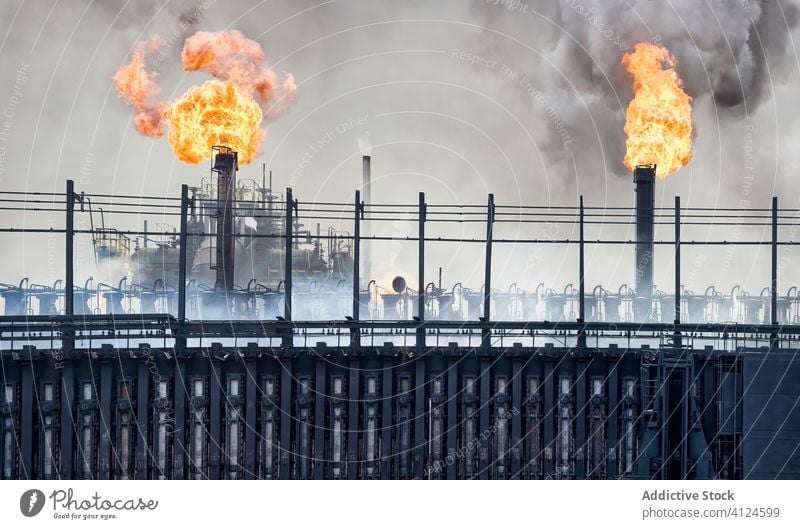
[1,0,798,293]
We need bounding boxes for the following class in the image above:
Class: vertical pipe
[352,190,361,323]
[483,194,494,348]
[579,196,585,323]
[362,156,371,288]
[61,179,76,479]
[416,193,427,477]
[178,185,189,322]
[284,188,293,321]
[418,192,426,321]
[65,179,74,317]
[675,196,682,349]
[771,196,778,325]
[675,196,681,324]
[578,195,586,350]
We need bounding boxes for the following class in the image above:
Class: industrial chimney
[212,146,238,291]
[634,164,655,321]
[362,155,371,289]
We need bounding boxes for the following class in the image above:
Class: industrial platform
[1,156,799,480]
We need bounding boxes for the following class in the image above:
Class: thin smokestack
[634,164,655,321]
[362,155,371,289]
[213,147,238,290]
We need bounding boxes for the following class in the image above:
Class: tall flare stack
[634,164,655,321]
[213,147,238,290]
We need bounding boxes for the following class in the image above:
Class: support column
[543,358,554,478]
[347,358,360,479]
[381,358,393,479]
[575,360,587,479]
[511,357,522,479]
[314,358,326,480]
[98,359,112,479]
[414,358,426,479]
[280,361,292,479]
[173,358,186,479]
[136,362,149,479]
[771,196,778,345]
[352,190,361,347]
[245,357,257,479]
[675,196,682,348]
[482,194,494,347]
[19,355,33,478]
[60,179,76,479]
[578,196,586,349]
[479,358,490,479]
[446,357,458,480]
[208,361,221,480]
[607,359,619,479]
[65,179,74,317]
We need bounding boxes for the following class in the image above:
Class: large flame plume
[112,36,167,137]
[167,80,264,165]
[114,31,296,165]
[622,43,693,178]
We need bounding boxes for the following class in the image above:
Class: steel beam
[314,358,326,480]
[136,361,149,479]
[381,358,393,479]
[348,358,360,479]
[245,357,257,479]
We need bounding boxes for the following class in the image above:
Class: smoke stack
[634,164,655,321]
[362,155,371,289]
[213,147,238,290]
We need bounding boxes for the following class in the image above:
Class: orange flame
[113,36,167,137]
[167,80,264,165]
[622,43,693,178]
[181,30,297,117]
[114,31,295,165]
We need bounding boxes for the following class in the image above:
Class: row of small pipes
[3,276,799,324]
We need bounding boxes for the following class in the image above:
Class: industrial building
[1,150,799,480]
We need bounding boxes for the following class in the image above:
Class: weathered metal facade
[2,316,800,480]
[2,165,800,480]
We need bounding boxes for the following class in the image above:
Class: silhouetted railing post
[674,195,681,348]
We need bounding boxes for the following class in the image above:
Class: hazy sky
[1,0,799,294]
